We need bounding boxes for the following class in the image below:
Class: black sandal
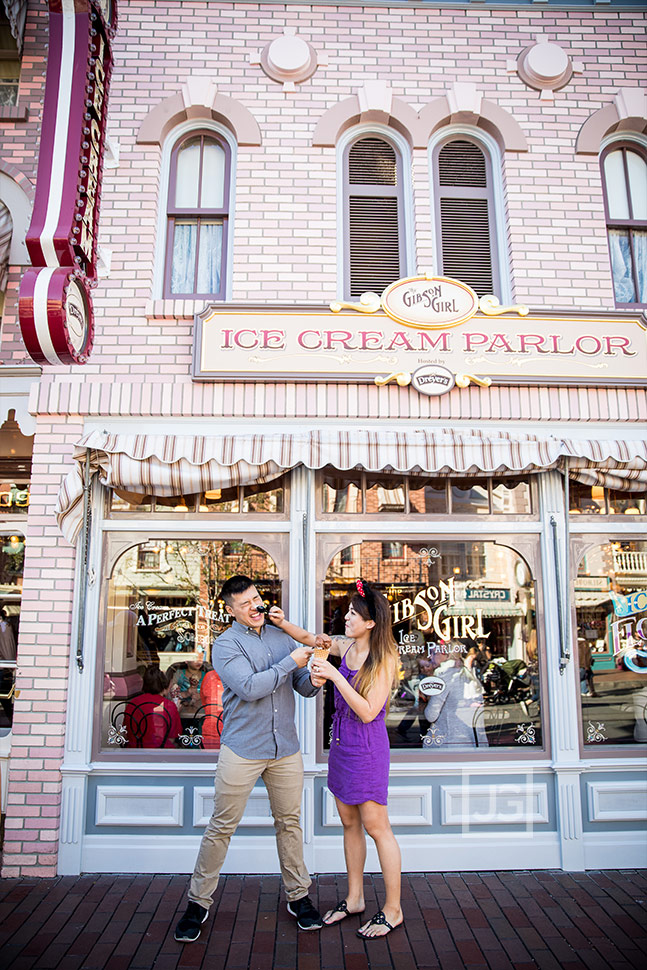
[356,910,402,939]
[323,899,365,925]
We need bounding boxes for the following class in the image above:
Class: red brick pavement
[0,870,645,970]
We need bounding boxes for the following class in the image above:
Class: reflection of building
[1,0,646,879]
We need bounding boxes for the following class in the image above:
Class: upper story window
[600,142,647,307]
[164,131,230,299]
[0,12,20,107]
[343,134,406,299]
[431,137,501,298]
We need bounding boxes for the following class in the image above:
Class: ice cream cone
[313,646,330,662]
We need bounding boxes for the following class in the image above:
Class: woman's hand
[310,658,338,683]
[314,633,332,650]
[268,606,285,627]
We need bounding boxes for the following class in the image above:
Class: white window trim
[152,119,237,301]
[335,123,416,301]
[427,125,512,304]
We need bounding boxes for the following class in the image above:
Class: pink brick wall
[1,416,83,877]
[3,3,645,371]
[0,3,645,877]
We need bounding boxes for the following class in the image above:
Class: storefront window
[322,540,541,752]
[109,476,286,516]
[0,411,32,518]
[100,539,280,754]
[575,539,647,746]
[0,532,23,736]
[320,468,532,516]
[569,482,647,516]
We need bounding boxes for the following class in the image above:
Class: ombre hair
[350,582,399,705]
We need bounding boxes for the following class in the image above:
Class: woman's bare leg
[357,800,402,937]
[322,799,366,924]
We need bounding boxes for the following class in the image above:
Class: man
[174,575,324,942]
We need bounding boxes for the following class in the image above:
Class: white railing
[613,551,647,575]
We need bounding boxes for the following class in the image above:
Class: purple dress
[327,652,390,806]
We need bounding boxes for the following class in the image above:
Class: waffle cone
[313,646,330,661]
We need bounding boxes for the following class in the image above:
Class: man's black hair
[220,575,255,605]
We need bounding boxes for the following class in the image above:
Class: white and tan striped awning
[56,429,647,543]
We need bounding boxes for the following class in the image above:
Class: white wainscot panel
[587,780,647,822]
[193,786,275,828]
[441,784,549,826]
[322,786,432,827]
[96,786,183,827]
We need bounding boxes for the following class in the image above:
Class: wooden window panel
[433,138,500,298]
[344,136,406,299]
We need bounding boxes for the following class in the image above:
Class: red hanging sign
[18,0,117,365]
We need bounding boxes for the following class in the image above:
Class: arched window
[164,131,230,299]
[343,134,406,299]
[600,142,647,307]
[431,137,501,298]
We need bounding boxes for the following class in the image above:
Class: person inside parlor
[421,641,488,748]
[124,665,182,748]
[167,653,213,718]
[200,667,224,749]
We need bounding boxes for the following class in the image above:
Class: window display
[322,540,541,752]
[320,468,532,516]
[0,532,23,736]
[575,539,647,745]
[101,538,280,753]
[109,476,287,516]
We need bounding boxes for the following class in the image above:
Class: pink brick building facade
[0,0,646,878]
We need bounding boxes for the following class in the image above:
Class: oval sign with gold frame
[381,275,479,330]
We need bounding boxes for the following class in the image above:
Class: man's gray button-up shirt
[212,619,319,760]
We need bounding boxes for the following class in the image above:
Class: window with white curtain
[600,142,647,307]
[164,131,230,299]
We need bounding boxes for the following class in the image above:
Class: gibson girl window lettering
[323,540,541,752]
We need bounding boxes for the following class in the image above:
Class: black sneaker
[287,895,324,930]
[174,901,209,942]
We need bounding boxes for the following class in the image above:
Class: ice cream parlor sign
[193,275,647,389]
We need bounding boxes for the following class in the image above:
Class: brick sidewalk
[0,870,645,970]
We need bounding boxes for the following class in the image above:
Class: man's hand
[314,633,332,649]
[290,646,313,668]
[310,673,325,688]
[268,606,285,627]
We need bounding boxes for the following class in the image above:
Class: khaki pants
[188,744,311,910]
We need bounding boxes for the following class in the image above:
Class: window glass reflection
[451,479,490,514]
[491,478,531,514]
[102,539,280,753]
[365,474,405,513]
[576,540,647,745]
[323,540,540,751]
[322,469,362,513]
[408,477,447,514]
[242,480,284,514]
[0,533,23,737]
[569,482,606,514]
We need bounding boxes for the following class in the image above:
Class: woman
[271,579,402,939]
[124,665,182,748]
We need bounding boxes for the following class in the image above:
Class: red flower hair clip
[356,578,366,598]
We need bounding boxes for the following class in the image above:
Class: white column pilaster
[539,470,586,870]
[58,481,102,875]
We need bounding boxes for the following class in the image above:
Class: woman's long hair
[350,582,399,706]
